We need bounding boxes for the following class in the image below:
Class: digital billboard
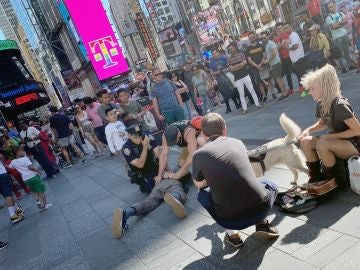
[64,0,129,81]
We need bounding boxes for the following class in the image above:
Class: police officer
[155,120,198,183]
[122,124,161,193]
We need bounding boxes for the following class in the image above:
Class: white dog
[250,113,308,185]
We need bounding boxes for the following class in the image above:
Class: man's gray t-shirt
[151,79,181,113]
[97,103,119,124]
[265,40,281,66]
[193,136,270,220]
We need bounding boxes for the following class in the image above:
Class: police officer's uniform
[122,125,159,193]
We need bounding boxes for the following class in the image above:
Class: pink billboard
[64,0,129,80]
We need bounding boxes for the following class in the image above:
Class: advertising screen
[64,0,129,80]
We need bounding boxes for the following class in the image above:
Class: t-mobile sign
[64,0,129,80]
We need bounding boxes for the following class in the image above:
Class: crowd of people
[0,2,360,253]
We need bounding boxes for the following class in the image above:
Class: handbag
[348,156,360,195]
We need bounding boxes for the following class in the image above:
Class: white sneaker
[44,203,52,210]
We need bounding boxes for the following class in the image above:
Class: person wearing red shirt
[274,22,295,94]
[307,0,324,25]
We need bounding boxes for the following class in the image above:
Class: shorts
[258,68,271,81]
[270,62,283,78]
[58,135,76,147]
[0,173,13,198]
[25,175,46,193]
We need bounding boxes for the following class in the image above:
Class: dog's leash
[248,140,298,158]
[248,140,298,176]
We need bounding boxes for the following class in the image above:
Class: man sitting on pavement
[112,164,187,239]
[122,124,161,193]
[192,113,279,248]
[155,120,198,183]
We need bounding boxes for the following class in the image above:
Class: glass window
[0,58,31,87]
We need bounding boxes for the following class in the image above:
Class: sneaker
[272,93,277,99]
[349,65,356,70]
[15,207,24,216]
[44,203,52,210]
[277,95,289,101]
[11,214,24,224]
[112,208,127,239]
[298,86,305,93]
[224,232,244,248]
[63,163,73,169]
[288,89,294,95]
[255,221,279,240]
[81,159,87,163]
[241,110,248,115]
[164,193,187,219]
[257,104,264,109]
[300,89,310,98]
[0,241,8,251]
[341,68,348,74]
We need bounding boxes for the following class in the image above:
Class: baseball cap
[308,24,320,31]
[164,125,179,146]
[126,124,143,136]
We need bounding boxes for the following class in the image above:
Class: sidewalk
[0,71,359,270]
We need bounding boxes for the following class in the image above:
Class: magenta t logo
[89,36,119,68]
[64,0,129,80]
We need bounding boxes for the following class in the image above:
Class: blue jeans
[197,179,278,230]
[200,94,214,113]
[182,100,192,120]
[32,144,56,177]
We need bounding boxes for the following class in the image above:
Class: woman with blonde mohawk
[298,64,360,186]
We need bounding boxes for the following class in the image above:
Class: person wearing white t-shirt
[104,108,129,170]
[9,148,52,210]
[284,23,306,94]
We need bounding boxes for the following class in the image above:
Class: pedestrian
[261,31,289,101]
[156,120,198,184]
[84,97,107,148]
[169,73,192,120]
[326,3,356,72]
[299,64,360,186]
[0,155,24,223]
[307,0,324,25]
[118,89,149,129]
[9,147,52,210]
[104,108,128,170]
[283,22,307,96]
[75,105,103,156]
[227,43,263,115]
[48,106,86,167]
[112,176,186,239]
[151,68,185,124]
[274,22,296,95]
[353,7,360,73]
[209,49,240,114]
[308,24,331,69]
[191,65,215,114]
[246,31,273,102]
[181,59,203,115]
[192,113,279,248]
[18,120,57,178]
[122,124,161,193]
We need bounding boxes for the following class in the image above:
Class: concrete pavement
[0,71,359,270]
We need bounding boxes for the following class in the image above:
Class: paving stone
[94,252,146,270]
[306,234,359,268]
[79,227,131,269]
[49,255,89,270]
[292,229,342,260]
[170,253,218,270]
[66,211,106,240]
[258,249,316,270]
[323,242,360,270]
[91,196,127,219]
[40,232,78,268]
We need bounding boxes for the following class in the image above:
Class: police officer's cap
[126,124,143,135]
